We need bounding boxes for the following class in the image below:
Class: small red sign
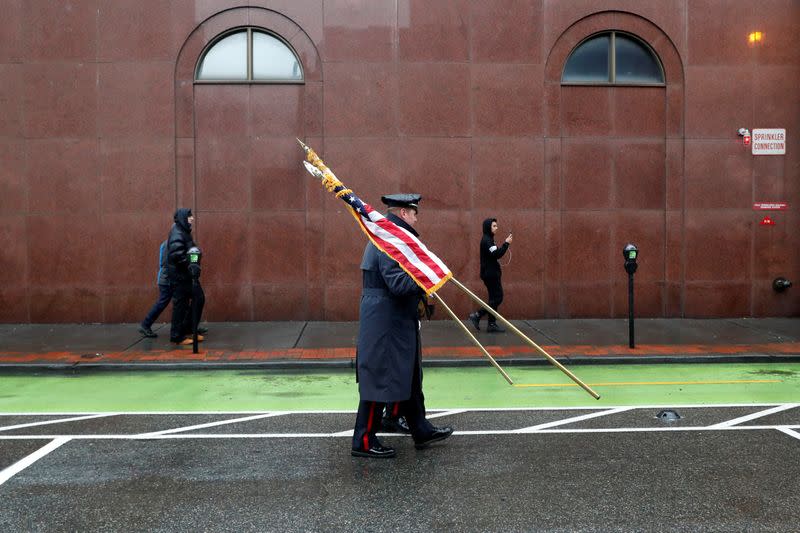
[760,215,776,226]
[753,202,788,210]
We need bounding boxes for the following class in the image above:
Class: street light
[748,31,763,45]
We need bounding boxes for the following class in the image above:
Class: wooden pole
[432,293,514,385]
[450,278,600,400]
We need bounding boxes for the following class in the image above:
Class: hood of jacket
[482,217,496,237]
[174,208,192,233]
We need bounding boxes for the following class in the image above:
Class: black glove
[188,263,201,279]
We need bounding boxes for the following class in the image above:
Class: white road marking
[0,413,117,433]
[777,427,800,441]
[709,403,798,428]
[0,406,796,441]
[514,406,634,432]
[0,404,789,416]
[427,409,467,419]
[135,412,289,437]
[1,424,797,440]
[0,437,70,486]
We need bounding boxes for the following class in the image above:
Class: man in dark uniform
[351,194,453,458]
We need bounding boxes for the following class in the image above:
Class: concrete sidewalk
[0,318,798,369]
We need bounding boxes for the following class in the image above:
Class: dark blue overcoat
[356,241,422,402]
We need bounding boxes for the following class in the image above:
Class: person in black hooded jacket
[468,217,512,333]
[167,208,206,344]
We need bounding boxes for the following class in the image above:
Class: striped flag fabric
[302,160,451,295]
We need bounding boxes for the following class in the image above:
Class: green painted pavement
[0,363,798,412]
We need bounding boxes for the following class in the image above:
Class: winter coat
[166,208,195,284]
[356,212,425,402]
[156,240,169,287]
[479,217,508,280]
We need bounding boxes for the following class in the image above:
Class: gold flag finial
[298,140,345,193]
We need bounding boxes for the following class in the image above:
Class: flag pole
[295,139,593,395]
[450,277,600,400]
[431,293,514,385]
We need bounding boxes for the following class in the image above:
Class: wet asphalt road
[1,408,799,532]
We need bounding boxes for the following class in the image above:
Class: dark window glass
[562,32,663,85]
[562,34,610,83]
[615,34,664,83]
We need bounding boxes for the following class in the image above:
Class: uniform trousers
[352,342,434,451]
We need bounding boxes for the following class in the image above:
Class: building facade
[0,0,798,322]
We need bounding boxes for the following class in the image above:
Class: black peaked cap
[380,193,421,209]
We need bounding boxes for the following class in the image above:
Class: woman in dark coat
[351,194,453,458]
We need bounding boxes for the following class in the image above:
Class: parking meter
[623,244,638,348]
[187,246,202,280]
[623,244,638,275]
[187,246,202,353]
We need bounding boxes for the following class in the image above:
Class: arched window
[196,28,303,83]
[562,31,664,85]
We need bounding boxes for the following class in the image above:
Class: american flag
[303,161,451,294]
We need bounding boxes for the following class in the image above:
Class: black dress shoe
[414,426,453,449]
[351,444,396,458]
[487,323,505,333]
[381,416,411,433]
[468,312,480,331]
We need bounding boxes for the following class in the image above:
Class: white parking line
[0,404,787,416]
[0,437,70,486]
[135,412,289,437]
[427,409,468,419]
[0,406,796,441]
[0,424,798,440]
[777,427,800,441]
[513,407,634,432]
[0,413,117,433]
[709,404,798,428]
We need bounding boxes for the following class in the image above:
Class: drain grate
[655,409,682,422]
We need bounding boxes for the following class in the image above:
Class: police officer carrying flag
[351,194,453,458]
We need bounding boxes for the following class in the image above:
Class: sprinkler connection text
[751,128,786,155]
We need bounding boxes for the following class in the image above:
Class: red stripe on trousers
[364,402,374,450]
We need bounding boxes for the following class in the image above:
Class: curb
[2,354,799,372]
